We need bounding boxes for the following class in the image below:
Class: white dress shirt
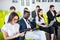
[23,18,31,28]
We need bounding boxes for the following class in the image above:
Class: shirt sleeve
[17,23,20,33]
[1,24,8,32]
[35,16,41,24]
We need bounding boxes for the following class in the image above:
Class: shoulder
[15,23,20,26]
[5,13,10,17]
[15,23,20,28]
[53,10,57,13]
[18,18,24,24]
[47,10,51,15]
[32,10,35,13]
[2,23,9,28]
[18,18,23,22]
[47,10,50,13]
[1,23,9,32]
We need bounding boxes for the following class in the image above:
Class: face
[36,7,40,11]
[50,7,55,11]
[24,12,30,19]
[11,16,18,24]
[39,10,43,16]
[10,9,15,13]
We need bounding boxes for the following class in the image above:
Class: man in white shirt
[5,6,16,23]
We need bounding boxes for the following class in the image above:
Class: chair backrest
[0,32,4,40]
[5,10,9,16]
[43,13,48,24]
[16,11,23,19]
[56,17,60,22]
[0,10,5,29]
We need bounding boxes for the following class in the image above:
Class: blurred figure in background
[5,6,16,23]
[31,5,40,29]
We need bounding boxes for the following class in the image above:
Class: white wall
[0,0,60,14]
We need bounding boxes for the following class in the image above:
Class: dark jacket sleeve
[18,20,25,33]
[47,11,54,24]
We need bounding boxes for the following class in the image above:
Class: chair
[16,11,23,19]
[43,13,48,24]
[56,17,60,22]
[0,10,5,29]
[5,10,9,16]
[0,32,4,40]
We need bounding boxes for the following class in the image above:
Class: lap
[25,30,46,40]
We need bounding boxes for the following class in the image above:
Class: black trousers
[53,22,58,36]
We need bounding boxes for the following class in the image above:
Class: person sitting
[1,12,24,40]
[5,6,16,23]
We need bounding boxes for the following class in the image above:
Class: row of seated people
[0,5,60,40]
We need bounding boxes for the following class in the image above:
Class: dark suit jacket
[31,10,36,28]
[18,18,33,33]
[32,10,36,18]
[47,10,57,24]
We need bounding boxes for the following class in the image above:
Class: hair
[24,8,28,13]
[36,5,40,8]
[37,9,42,21]
[10,6,16,10]
[24,8,28,10]
[23,8,30,15]
[50,5,54,8]
[8,12,19,22]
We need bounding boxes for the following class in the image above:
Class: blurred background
[0,0,60,40]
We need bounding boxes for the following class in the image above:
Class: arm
[36,17,48,26]
[56,12,60,16]
[2,30,24,40]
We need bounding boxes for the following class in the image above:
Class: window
[42,0,47,2]
[48,0,53,2]
[32,0,35,4]
[12,0,18,3]
[55,0,60,2]
[21,0,24,6]
[26,0,30,6]
[36,0,41,2]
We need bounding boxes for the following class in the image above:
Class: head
[24,7,28,11]
[36,5,40,11]
[10,6,16,13]
[23,9,30,19]
[37,9,43,17]
[8,12,19,24]
[50,5,55,11]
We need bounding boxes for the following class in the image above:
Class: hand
[41,24,47,27]
[25,28,32,31]
[17,32,25,37]
[20,32,25,37]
